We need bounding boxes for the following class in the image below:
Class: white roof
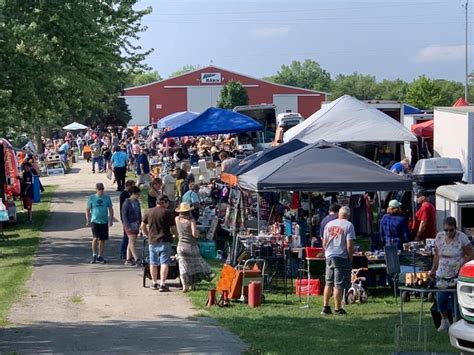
[284,95,417,143]
[63,122,88,130]
[436,185,474,202]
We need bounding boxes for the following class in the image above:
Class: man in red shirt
[414,190,436,241]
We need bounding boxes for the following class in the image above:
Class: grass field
[0,186,55,327]
[186,259,457,354]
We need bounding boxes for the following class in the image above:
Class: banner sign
[201,73,222,84]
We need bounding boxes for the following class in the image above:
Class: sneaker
[320,306,332,315]
[150,283,159,290]
[124,260,135,266]
[159,284,170,292]
[134,259,142,267]
[97,256,106,264]
[335,308,347,316]
[437,319,451,332]
[90,255,97,264]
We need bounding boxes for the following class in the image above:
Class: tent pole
[257,193,261,233]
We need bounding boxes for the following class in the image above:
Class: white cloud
[415,44,473,63]
[250,26,290,39]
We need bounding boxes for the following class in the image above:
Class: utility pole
[465,0,469,102]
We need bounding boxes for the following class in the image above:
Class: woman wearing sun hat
[379,199,410,249]
[175,202,214,292]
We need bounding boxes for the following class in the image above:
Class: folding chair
[384,245,400,303]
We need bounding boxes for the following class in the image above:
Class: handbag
[0,203,8,222]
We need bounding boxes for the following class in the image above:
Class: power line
[147,1,450,16]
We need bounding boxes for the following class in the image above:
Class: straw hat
[175,202,194,213]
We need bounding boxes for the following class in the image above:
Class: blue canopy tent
[163,107,263,138]
[157,111,199,130]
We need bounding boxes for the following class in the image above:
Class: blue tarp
[404,104,424,115]
[163,107,263,138]
[157,111,199,129]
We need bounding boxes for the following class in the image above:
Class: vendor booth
[157,111,199,130]
[283,95,417,144]
[238,140,413,192]
[164,107,263,138]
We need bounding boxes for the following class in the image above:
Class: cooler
[199,240,216,259]
[295,279,321,296]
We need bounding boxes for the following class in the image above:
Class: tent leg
[257,193,261,233]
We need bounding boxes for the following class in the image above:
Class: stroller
[142,237,181,288]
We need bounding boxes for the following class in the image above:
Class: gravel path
[0,160,246,354]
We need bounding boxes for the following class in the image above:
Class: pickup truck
[449,260,474,353]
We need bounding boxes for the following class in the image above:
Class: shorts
[91,222,109,241]
[125,229,139,236]
[137,174,152,186]
[22,196,33,210]
[325,256,351,290]
[149,241,171,266]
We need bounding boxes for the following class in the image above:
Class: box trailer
[435,184,474,238]
[434,107,474,183]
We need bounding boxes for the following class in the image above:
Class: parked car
[449,260,474,353]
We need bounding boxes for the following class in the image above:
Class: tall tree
[169,64,202,78]
[376,79,409,101]
[434,79,465,106]
[217,80,249,109]
[126,70,161,87]
[265,59,331,92]
[0,1,152,135]
[330,73,379,100]
[406,75,444,109]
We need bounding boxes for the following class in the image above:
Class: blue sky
[135,0,473,82]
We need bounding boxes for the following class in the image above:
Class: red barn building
[121,65,328,126]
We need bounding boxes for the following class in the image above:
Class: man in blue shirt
[390,158,409,175]
[111,146,128,191]
[86,183,114,264]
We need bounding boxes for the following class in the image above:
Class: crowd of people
[13,125,472,327]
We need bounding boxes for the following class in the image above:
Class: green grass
[186,259,457,354]
[0,186,56,327]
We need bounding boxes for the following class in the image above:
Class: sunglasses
[97,188,104,191]
[444,228,455,232]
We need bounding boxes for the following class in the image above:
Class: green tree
[406,75,444,109]
[85,96,132,128]
[0,1,152,135]
[265,59,331,92]
[126,70,161,87]
[434,79,465,106]
[217,80,249,109]
[169,64,202,78]
[330,73,379,100]
[376,79,409,101]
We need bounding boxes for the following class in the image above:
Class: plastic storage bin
[199,240,216,259]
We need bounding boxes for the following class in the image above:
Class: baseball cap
[388,199,401,208]
[416,190,429,197]
[96,183,105,190]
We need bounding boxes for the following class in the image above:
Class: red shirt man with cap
[414,190,436,241]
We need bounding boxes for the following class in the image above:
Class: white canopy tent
[63,122,88,130]
[284,95,417,143]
